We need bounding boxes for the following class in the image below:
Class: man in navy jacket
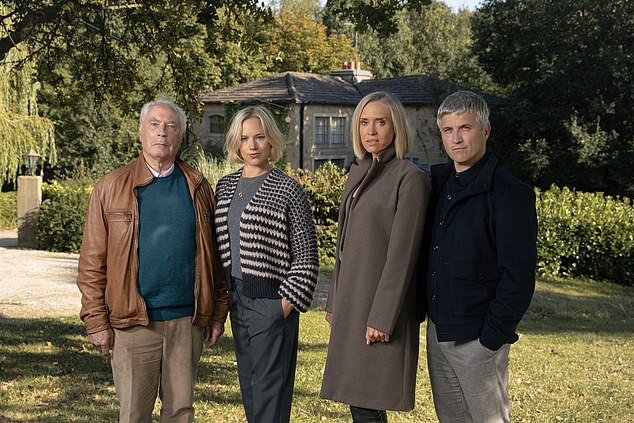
[420,90,537,422]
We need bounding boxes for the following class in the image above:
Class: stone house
[192,67,452,171]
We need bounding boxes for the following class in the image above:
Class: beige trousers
[111,316,204,423]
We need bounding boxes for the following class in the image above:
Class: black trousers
[230,278,299,423]
[350,405,388,423]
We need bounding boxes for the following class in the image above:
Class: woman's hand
[281,297,294,319]
[325,312,332,326]
[365,326,390,345]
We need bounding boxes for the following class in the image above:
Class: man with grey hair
[77,99,228,422]
[418,90,537,422]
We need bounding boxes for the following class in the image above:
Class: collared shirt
[145,162,175,178]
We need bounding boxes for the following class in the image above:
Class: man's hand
[88,328,114,356]
[325,312,332,326]
[365,326,390,345]
[205,321,224,347]
[482,345,497,355]
[281,297,294,319]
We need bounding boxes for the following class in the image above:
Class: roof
[199,72,361,105]
[200,72,502,107]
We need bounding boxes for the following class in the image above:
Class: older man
[420,90,537,422]
[77,99,228,423]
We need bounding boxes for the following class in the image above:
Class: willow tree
[0,45,56,186]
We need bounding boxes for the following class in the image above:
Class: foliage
[180,145,240,189]
[536,186,634,285]
[2,1,273,179]
[0,1,271,117]
[473,0,634,197]
[37,176,93,253]
[0,190,17,229]
[1,276,633,421]
[323,0,431,36]
[0,42,56,185]
[260,9,355,74]
[352,1,494,91]
[289,162,347,266]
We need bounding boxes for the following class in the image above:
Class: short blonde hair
[224,106,286,164]
[352,91,410,160]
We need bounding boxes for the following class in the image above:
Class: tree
[1,1,272,178]
[353,1,494,91]
[0,45,55,186]
[260,9,355,74]
[323,0,430,36]
[1,1,270,116]
[472,0,634,196]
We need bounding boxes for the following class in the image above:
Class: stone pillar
[17,175,42,248]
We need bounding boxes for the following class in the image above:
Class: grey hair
[139,99,187,140]
[436,90,490,129]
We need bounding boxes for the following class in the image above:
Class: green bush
[0,191,17,230]
[37,177,93,252]
[536,185,634,285]
[290,162,347,266]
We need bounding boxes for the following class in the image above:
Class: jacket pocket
[107,210,132,222]
[451,261,500,317]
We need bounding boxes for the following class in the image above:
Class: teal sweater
[137,165,196,321]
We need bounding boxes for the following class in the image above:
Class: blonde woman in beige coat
[320,91,431,422]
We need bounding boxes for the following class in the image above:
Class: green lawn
[1,278,632,422]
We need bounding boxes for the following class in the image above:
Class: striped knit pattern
[215,168,319,312]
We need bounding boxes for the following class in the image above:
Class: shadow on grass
[520,285,634,334]
[0,317,118,422]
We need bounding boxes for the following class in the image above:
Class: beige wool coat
[320,146,431,411]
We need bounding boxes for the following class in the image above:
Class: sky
[441,0,483,11]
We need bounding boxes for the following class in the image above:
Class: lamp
[23,149,41,176]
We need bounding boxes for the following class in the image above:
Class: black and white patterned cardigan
[214,168,319,312]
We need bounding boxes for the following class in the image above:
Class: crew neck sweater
[137,165,196,321]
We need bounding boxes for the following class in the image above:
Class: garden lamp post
[17,149,43,248]
[23,149,41,176]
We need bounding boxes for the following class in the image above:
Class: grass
[1,278,632,422]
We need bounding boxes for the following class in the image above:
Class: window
[314,116,346,145]
[209,115,224,134]
[314,158,345,170]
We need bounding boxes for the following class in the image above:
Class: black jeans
[349,405,388,423]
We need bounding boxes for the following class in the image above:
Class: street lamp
[23,149,41,176]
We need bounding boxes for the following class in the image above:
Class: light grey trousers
[426,319,510,423]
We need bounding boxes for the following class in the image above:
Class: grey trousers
[229,278,299,423]
[426,320,510,423]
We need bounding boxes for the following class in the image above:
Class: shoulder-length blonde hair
[224,106,286,164]
[352,91,410,160]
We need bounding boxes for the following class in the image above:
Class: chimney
[330,61,373,84]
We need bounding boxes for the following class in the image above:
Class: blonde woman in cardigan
[214,106,319,423]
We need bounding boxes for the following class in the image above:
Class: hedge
[536,185,633,284]
[0,191,17,230]
[37,177,93,252]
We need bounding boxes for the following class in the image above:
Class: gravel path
[0,230,81,318]
[0,230,328,319]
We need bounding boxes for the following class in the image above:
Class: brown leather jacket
[77,155,228,334]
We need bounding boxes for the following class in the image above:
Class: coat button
[447,194,452,200]
[439,220,444,226]
[433,244,439,250]
[431,271,437,277]
[431,295,436,301]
